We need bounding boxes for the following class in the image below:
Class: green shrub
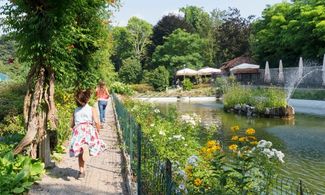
[110,81,134,95]
[183,78,193,91]
[223,85,287,111]
[118,58,142,84]
[0,82,25,121]
[130,84,154,93]
[0,115,25,136]
[0,151,45,194]
[147,66,169,91]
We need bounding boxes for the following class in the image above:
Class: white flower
[262,148,275,158]
[257,140,272,148]
[179,183,185,190]
[149,139,153,142]
[178,170,186,178]
[187,155,199,166]
[173,134,185,141]
[154,108,160,113]
[159,130,166,136]
[273,149,285,163]
[184,144,188,147]
[150,123,155,127]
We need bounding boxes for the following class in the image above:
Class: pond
[157,101,325,194]
[0,73,9,81]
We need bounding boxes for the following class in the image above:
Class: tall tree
[180,6,218,65]
[146,14,194,68]
[251,0,325,66]
[127,17,153,60]
[111,27,133,71]
[152,29,208,75]
[216,8,254,64]
[1,0,117,166]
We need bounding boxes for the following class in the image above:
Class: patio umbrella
[230,63,260,74]
[264,61,271,83]
[197,67,222,75]
[176,68,198,76]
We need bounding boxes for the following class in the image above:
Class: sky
[112,0,284,26]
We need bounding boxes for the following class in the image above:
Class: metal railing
[112,93,174,195]
[112,93,317,195]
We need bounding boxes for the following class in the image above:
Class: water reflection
[156,101,325,193]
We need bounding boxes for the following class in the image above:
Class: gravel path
[29,99,128,195]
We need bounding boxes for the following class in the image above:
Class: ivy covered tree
[152,29,208,75]
[1,0,117,166]
[251,0,325,66]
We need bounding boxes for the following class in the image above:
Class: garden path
[29,99,128,195]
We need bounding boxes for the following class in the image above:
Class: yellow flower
[231,136,239,141]
[185,165,193,174]
[207,140,217,148]
[250,141,258,145]
[206,148,212,154]
[194,178,202,186]
[229,144,238,151]
[246,128,256,135]
[200,147,207,155]
[211,145,221,152]
[231,125,240,132]
[247,136,257,140]
[238,137,247,142]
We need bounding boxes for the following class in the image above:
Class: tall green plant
[1,0,118,166]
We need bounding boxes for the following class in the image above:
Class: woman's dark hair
[98,80,105,88]
[75,89,91,107]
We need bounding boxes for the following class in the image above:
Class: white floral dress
[69,104,106,157]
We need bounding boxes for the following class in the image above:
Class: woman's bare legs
[78,154,85,173]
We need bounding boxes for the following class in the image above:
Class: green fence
[112,93,174,195]
[112,93,316,195]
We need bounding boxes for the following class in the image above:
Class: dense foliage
[119,58,142,84]
[122,98,283,194]
[251,0,325,66]
[223,85,287,112]
[0,140,44,194]
[152,29,208,74]
[145,66,169,91]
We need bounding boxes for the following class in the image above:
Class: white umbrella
[198,67,221,75]
[278,60,284,83]
[264,61,271,83]
[230,63,260,73]
[176,68,198,76]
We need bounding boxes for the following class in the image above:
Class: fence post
[166,159,172,195]
[299,180,303,195]
[137,125,142,195]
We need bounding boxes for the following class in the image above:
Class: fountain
[286,56,324,101]
[298,57,303,79]
[278,60,284,84]
[264,61,271,84]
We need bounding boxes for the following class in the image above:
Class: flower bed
[121,97,284,194]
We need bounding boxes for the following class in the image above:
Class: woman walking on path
[69,89,106,179]
[96,81,110,125]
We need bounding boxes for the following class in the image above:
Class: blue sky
[112,0,285,26]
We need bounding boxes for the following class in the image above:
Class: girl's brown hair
[75,89,91,107]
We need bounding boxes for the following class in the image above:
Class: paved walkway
[30,99,128,195]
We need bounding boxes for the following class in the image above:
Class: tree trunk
[14,66,57,168]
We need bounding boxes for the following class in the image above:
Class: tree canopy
[152,29,208,74]
[250,0,325,67]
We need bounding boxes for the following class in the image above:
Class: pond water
[0,73,9,81]
[157,101,325,194]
